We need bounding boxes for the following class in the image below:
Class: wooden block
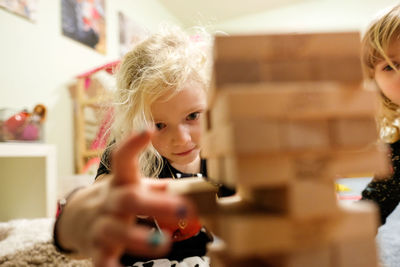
[209,250,330,267]
[205,143,389,189]
[327,201,379,243]
[330,117,378,147]
[258,58,362,83]
[216,214,293,257]
[206,157,225,185]
[167,177,218,195]
[282,120,331,150]
[314,58,362,82]
[201,120,282,157]
[238,185,288,214]
[167,177,219,215]
[203,120,332,157]
[209,201,377,260]
[238,179,338,220]
[326,143,390,177]
[213,58,361,93]
[203,118,379,165]
[208,250,274,267]
[207,249,228,267]
[259,60,314,82]
[201,109,211,133]
[282,246,332,267]
[216,194,258,214]
[210,83,376,124]
[289,179,337,220]
[214,32,361,62]
[203,154,301,189]
[204,195,263,237]
[213,32,362,86]
[331,237,379,267]
[288,201,378,250]
[214,61,261,87]
[221,154,292,188]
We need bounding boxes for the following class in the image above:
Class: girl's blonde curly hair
[102,25,212,177]
[361,4,400,143]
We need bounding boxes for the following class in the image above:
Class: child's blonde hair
[107,24,212,177]
[361,4,400,143]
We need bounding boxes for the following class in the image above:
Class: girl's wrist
[53,186,85,254]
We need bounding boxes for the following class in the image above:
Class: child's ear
[369,68,376,79]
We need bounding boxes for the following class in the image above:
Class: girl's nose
[172,125,191,145]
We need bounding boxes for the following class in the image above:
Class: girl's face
[375,39,400,105]
[150,82,207,168]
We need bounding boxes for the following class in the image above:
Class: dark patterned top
[362,140,400,225]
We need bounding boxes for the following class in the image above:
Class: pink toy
[21,123,39,140]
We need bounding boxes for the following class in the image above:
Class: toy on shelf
[0,104,47,142]
[69,61,119,174]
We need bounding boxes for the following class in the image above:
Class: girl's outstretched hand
[56,130,195,267]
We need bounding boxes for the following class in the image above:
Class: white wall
[2,0,399,180]
[0,0,180,179]
[214,0,399,34]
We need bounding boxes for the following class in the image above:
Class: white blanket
[0,218,91,266]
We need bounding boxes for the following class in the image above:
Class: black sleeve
[95,158,110,179]
[95,146,112,180]
[361,141,400,225]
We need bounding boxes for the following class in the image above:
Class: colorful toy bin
[0,105,46,142]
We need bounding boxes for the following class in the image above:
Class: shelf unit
[0,142,57,221]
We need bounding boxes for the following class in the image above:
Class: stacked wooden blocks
[200,32,389,266]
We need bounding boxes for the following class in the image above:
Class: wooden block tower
[199,32,389,266]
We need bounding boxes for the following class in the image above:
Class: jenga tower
[200,32,389,267]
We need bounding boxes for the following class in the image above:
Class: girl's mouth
[174,148,195,156]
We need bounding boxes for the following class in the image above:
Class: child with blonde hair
[361,4,400,225]
[53,25,228,267]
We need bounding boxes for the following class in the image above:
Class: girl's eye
[383,62,400,72]
[383,64,394,71]
[187,112,200,121]
[155,122,166,130]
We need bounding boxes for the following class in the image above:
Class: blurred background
[0,0,398,184]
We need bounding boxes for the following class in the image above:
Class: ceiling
[157,0,313,27]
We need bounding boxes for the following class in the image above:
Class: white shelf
[0,142,55,157]
[0,142,57,221]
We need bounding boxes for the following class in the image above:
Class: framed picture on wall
[0,0,38,21]
[61,0,106,54]
[118,11,147,57]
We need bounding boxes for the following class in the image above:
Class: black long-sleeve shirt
[362,140,400,225]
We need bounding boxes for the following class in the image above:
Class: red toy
[2,104,46,141]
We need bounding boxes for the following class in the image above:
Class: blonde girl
[54,25,218,267]
[361,4,400,225]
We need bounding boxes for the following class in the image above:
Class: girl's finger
[104,186,195,222]
[90,215,134,250]
[112,130,152,186]
[124,226,172,258]
[90,216,171,262]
